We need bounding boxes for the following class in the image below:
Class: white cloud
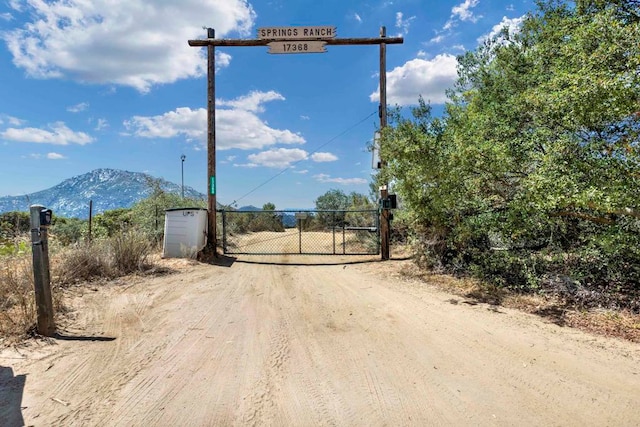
[217,90,285,113]
[417,50,427,58]
[430,34,445,44]
[94,118,108,130]
[354,13,362,23]
[313,174,368,185]
[8,0,22,12]
[452,44,466,52]
[0,12,13,21]
[0,115,26,126]
[3,0,255,92]
[67,102,89,113]
[246,148,308,168]
[452,0,481,22]
[311,152,338,162]
[124,91,305,150]
[478,16,525,43]
[370,54,458,105]
[442,0,481,32]
[8,117,24,126]
[294,169,308,174]
[395,12,416,36]
[2,122,94,145]
[300,115,310,120]
[233,162,259,168]
[215,52,232,72]
[47,152,65,159]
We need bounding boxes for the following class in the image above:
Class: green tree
[0,211,30,239]
[381,0,640,297]
[314,189,374,228]
[131,178,205,243]
[52,217,87,245]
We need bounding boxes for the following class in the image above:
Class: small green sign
[210,176,216,195]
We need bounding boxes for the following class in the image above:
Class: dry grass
[54,241,112,286]
[1,231,158,343]
[389,247,640,343]
[110,231,153,275]
[54,231,154,286]
[0,255,36,341]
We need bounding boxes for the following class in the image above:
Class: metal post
[379,26,391,261]
[343,220,346,255]
[332,211,336,255]
[207,28,218,256]
[221,210,227,254]
[181,154,186,199]
[29,205,55,336]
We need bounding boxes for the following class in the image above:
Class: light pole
[181,154,186,199]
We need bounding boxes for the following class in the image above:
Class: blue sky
[0,0,530,209]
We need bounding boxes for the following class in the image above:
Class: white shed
[162,208,208,258]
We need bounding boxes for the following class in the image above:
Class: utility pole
[29,205,55,336]
[379,26,391,260]
[206,28,217,255]
[181,154,186,199]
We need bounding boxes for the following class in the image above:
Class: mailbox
[388,194,397,209]
[39,209,52,227]
[381,194,397,210]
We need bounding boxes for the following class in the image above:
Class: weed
[109,230,153,275]
[0,256,36,338]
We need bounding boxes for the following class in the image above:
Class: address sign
[268,41,327,54]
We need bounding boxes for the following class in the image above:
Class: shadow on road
[53,333,116,342]
[199,254,237,267]
[0,366,26,427]
[235,256,412,267]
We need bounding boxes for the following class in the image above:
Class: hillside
[0,169,206,219]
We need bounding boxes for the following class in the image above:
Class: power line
[227,110,377,208]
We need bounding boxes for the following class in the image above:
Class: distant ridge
[0,168,206,219]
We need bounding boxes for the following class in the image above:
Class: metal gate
[219,209,380,255]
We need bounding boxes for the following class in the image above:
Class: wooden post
[207,28,218,256]
[379,26,391,260]
[88,199,93,242]
[29,205,55,336]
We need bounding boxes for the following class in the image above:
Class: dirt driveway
[1,251,639,426]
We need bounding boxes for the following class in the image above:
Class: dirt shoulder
[1,254,639,426]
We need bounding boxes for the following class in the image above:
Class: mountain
[237,205,261,211]
[0,168,206,219]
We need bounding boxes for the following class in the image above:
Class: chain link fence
[219,209,380,255]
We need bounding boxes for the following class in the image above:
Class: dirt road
[1,252,639,426]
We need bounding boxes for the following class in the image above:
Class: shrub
[109,230,153,275]
[0,256,36,337]
[54,241,112,285]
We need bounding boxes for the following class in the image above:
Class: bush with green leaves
[379,0,640,310]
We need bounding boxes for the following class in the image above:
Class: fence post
[343,215,346,255]
[29,205,55,336]
[221,210,227,254]
[298,218,302,254]
[332,211,336,255]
